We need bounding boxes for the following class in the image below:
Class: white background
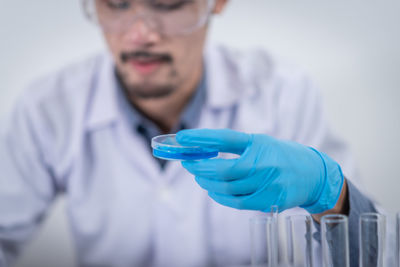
[1,1,399,266]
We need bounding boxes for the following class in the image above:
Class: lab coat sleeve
[0,97,56,266]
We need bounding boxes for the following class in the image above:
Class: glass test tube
[359,213,386,267]
[286,215,313,267]
[397,212,400,267]
[321,214,350,267]
[250,214,277,267]
[270,205,279,266]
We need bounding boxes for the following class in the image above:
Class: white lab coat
[0,44,364,267]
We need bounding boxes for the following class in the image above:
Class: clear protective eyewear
[82,0,216,36]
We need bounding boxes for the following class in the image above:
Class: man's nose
[124,16,161,46]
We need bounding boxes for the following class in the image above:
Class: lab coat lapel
[204,45,244,109]
[204,44,277,135]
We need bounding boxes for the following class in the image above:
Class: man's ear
[212,0,228,14]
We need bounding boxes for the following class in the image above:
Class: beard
[116,67,179,100]
[124,83,175,99]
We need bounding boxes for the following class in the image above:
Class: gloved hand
[176,129,344,214]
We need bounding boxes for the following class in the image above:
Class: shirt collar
[115,66,207,135]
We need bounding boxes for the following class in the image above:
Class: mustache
[120,51,173,63]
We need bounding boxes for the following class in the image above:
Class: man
[0,0,377,266]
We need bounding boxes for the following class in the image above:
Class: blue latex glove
[176,129,344,214]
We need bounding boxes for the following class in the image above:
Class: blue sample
[151,134,218,161]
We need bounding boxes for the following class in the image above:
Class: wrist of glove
[299,148,344,214]
[177,129,344,214]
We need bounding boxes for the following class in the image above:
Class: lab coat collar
[203,44,243,109]
[86,52,121,131]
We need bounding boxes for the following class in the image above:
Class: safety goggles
[82,0,216,36]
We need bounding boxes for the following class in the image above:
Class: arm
[312,178,377,267]
[0,99,56,266]
[311,179,349,223]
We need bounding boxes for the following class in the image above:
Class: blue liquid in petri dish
[153,148,218,160]
[151,134,218,161]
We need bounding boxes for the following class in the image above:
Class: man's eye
[150,0,194,11]
[106,0,131,10]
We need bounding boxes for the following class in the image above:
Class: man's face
[99,0,227,99]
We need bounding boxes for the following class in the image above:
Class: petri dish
[151,134,218,161]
